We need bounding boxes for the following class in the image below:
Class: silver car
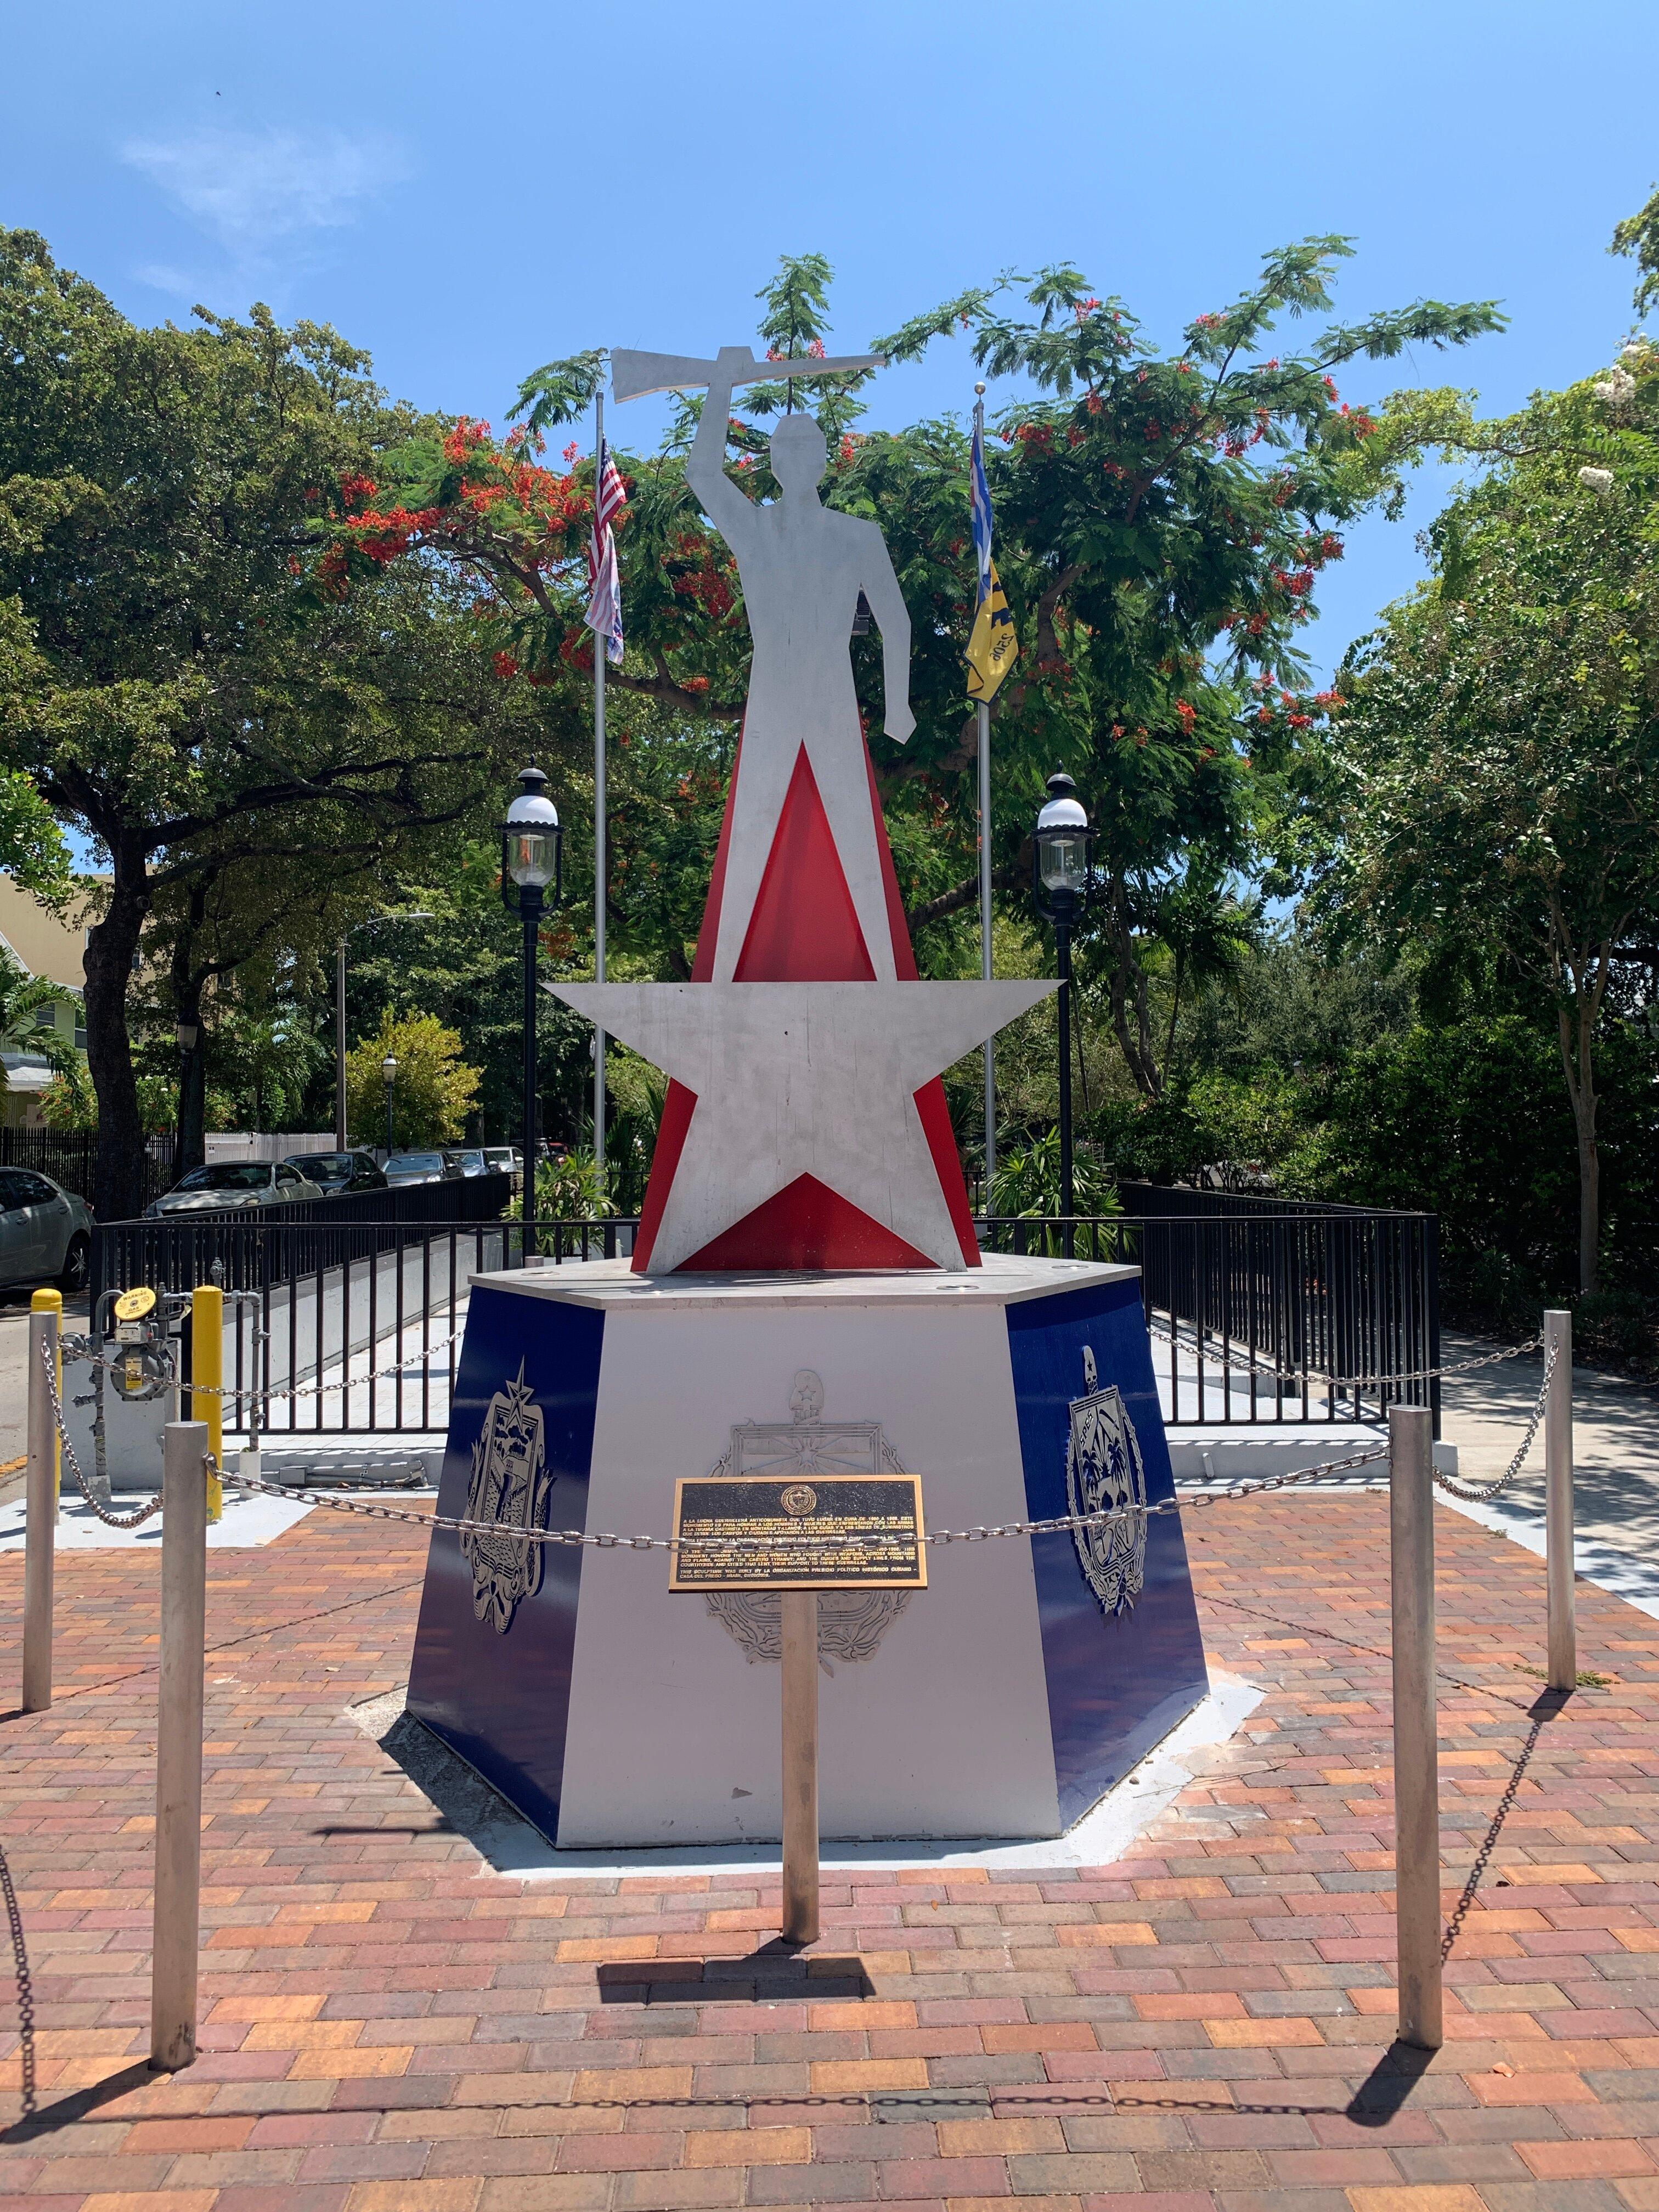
[382,1150,458,1188]
[442,1147,491,1178]
[145,1160,325,1217]
[0,1168,93,1292]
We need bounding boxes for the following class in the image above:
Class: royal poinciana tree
[0,231,553,1216]
[357,244,1499,1109]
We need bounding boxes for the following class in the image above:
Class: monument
[405,343,1209,1850]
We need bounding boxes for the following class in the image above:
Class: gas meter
[61,1284,194,1504]
[110,1285,174,1401]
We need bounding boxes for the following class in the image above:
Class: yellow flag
[966,561,1019,702]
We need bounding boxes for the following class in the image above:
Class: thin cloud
[121,125,411,259]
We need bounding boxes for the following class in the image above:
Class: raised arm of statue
[859,531,916,744]
[685,348,760,543]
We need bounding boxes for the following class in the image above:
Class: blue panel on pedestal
[406,1285,603,1843]
[1005,1277,1209,1826]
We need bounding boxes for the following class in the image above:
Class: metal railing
[88,1172,515,1314]
[978,1199,1439,1430]
[89,1211,634,1439]
[87,1195,1436,1438]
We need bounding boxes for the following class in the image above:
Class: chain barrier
[1148,1317,1542,1392]
[61,1327,464,1405]
[211,1438,1390,1554]
[41,1339,165,1530]
[0,1832,35,2120]
[37,1329,1549,1541]
[1430,1339,1556,1504]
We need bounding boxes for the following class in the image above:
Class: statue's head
[769,411,827,496]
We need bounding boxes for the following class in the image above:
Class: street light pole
[520,878,543,1238]
[501,766,565,1263]
[335,914,434,1152]
[1055,912,1074,1235]
[335,943,347,1150]
[1032,771,1095,1263]
[382,1056,397,1157]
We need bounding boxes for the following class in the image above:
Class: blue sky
[5,0,1657,686]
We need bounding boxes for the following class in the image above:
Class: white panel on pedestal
[556,1293,1058,1846]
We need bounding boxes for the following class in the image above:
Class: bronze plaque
[669,1474,927,1593]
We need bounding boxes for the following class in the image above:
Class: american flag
[585,436,626,664]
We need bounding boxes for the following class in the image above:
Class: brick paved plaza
[4,1492,1659,2210]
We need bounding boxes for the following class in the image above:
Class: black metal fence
[86,1192,1437,1439]
[3,1126,176,1207]
[88,1172,514,1316]
[978,1196,1439,1431]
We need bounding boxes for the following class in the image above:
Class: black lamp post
[1032,770,1095,1255]
[381,1053,398,1156]
[500,765,564,1257]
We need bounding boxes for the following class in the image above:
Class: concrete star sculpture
[549,980,1055,1274]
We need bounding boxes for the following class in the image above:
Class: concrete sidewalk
[1439,1327,1659,1619]
[4,1488,1659,2207]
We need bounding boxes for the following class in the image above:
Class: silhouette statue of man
[687,347,916,983]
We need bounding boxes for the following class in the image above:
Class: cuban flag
[585,438,627,665]
[969,411,994,607]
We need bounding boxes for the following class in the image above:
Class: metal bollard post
[780,1590,820,1946]
[1390,1403,1442,2050]
[31,1287,62,1505]
[190,1285,224,1525]
[1544,1310,1575,1693]
[22,1307,59,1713]
[151,1420,208,2072]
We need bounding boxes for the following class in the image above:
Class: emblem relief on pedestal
[703,1369,911,1667]
[1066,1345,1148,1616]
[462,1361,552,1633]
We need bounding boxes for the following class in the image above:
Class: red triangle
[631,726,982,1273]
[736,748,875,981]
[679,1174,932,1271]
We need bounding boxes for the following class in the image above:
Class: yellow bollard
[31,1287,62,1506]
[191,1285,224,1525]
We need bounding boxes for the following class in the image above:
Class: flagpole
[592,387,607,1190]
[974,381,995,1207]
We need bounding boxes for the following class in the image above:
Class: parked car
[291,1150,388,1195]
[382,1150,459,1189]
[481,1145,522,1180]
[442,1148,491,1178]
[0,1168,92,1293]
[145,1161,325,1217]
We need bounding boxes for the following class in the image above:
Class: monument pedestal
[407,1255,1208,1850]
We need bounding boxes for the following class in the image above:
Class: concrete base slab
[351,1668,1262,1878]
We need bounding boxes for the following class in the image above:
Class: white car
[145,1161,326,1217]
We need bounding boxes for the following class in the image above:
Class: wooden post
[780,1589,820,1946]
[1544,1310,1575,1694]
[191,1284,224,1524]
[151,1420,208,2072]
[1390,1403,1443,2050]
[22,1306,58,1713]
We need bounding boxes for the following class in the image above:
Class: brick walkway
[3,1493,1659,2210]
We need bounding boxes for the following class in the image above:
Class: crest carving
[462,1361,552,1633]
[703,1369,911,1667]
[1066,1345,1147,1617]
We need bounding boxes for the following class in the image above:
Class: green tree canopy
[1318,340,1659,1291]
[0,229,559,1215]
[346,1008,481,1150]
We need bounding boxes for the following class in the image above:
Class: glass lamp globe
[381,1054,398,1085]
[1035,771,1092,898]
[504,764,561,893]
